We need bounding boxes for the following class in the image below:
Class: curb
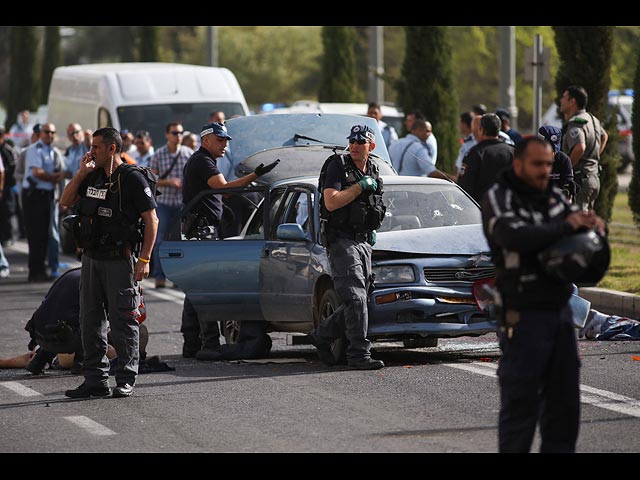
[579,287,640,319]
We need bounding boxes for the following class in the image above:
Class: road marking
[444,362,640,419]
[0,381,43,397]
[64,416,116,436]
[143,288,185,305]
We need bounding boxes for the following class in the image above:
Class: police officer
[309,124,386,370]
[482,137,606,453]
[559,85,609,211]
[538,125,576,201]
[458,113,514,204]
[60,127,158,398]
[22,123,65,282]
[180,122,278,360]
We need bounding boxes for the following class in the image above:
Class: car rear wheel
[402,337,438,348]
[319,288,347,365]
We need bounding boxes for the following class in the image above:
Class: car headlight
[373,265,415,284]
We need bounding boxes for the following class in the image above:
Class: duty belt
[84,245,132,261]
[335,231,371,243]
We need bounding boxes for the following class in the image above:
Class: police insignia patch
[459,164,466,176]
[144,187,152,197]
[570,128,580,139]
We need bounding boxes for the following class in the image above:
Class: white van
[47,63,250,148]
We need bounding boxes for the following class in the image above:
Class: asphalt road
[1,240,639,453]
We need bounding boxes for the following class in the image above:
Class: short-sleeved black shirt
[182,146,223,223]
[78,163,157,228]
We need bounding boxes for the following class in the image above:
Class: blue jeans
[151,203,182,280]
[48,201,60,272]
[0,241,8,271]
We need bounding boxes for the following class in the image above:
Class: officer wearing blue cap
[538,125,576,200]
[309,124,386,370]
[180,122,279,360]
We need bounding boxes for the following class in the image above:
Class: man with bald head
[23,123,65,282]
[389,119,447,179]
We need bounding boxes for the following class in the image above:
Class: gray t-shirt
[562,110,603,174]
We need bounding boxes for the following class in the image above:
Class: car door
[160,186,270,321]
[260,185,317,324]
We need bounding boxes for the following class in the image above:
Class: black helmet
[538,230,610,286]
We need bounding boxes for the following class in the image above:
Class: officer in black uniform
[181,122,278,360]
[458,113,514,204]
[309,124,386,370]
[60,127,158,399]
[482,137,606,452]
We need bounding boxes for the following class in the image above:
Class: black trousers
[181,296,220,350]
[22,189,53,277]
[497,304,580,453]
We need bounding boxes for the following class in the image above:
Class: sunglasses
[43,130,56,134]
[349,138,368,145]
[170,131,184,136]
[68,130,81,135]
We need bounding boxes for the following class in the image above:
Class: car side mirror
[277,223,309,242]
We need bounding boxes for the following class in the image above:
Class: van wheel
[402,337,438,348]
[319,288,347,365]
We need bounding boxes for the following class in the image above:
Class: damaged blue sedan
[160,114,497,354]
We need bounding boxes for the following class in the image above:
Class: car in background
[541,89,634,172]
[262,100,405,135]
[160,113,496,360]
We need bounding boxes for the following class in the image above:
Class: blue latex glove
[358,176,377,192]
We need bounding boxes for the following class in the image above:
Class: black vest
[77,165,142,251]
[324,154,385,234]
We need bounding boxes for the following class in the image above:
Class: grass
[598,192,640,294]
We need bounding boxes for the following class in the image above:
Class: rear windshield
[117,103,246,148]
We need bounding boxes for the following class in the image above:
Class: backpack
[318,154,340,221]
[120,163,161,198]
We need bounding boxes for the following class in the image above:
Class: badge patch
[459,164,467,176]
[569,128,580,139]
[87,187,107,200]
[98,207,112,217]
[144,187,152,197]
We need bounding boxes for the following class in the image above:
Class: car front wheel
[318,288,347,365]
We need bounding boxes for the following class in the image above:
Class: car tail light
[472,277,496,311]
[619,129,632,137]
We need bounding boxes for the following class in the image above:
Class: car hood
[374,224,490,255]
[225,113,391,165]
[235,145,396,185]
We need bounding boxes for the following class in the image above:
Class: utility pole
[532,34,544,131]
[368,26,384,103]
[499,26,518,129]
[206,26,218,67]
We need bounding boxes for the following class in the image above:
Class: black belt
[335,231,370,242]
[84,246,132,261]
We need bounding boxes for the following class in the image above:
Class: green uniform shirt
[562,109,603,175]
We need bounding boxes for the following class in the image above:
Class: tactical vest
[75,164,143,252]
[321,154,386,235]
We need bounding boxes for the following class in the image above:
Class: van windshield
[117,103,246,148]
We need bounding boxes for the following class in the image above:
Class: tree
[553,26,617,221]
[40,26,62,105]
[629,42,640,227]
[138,26,159,62]
[6,27,39,131]
[318,26,361,102]
[396,26,459,173]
